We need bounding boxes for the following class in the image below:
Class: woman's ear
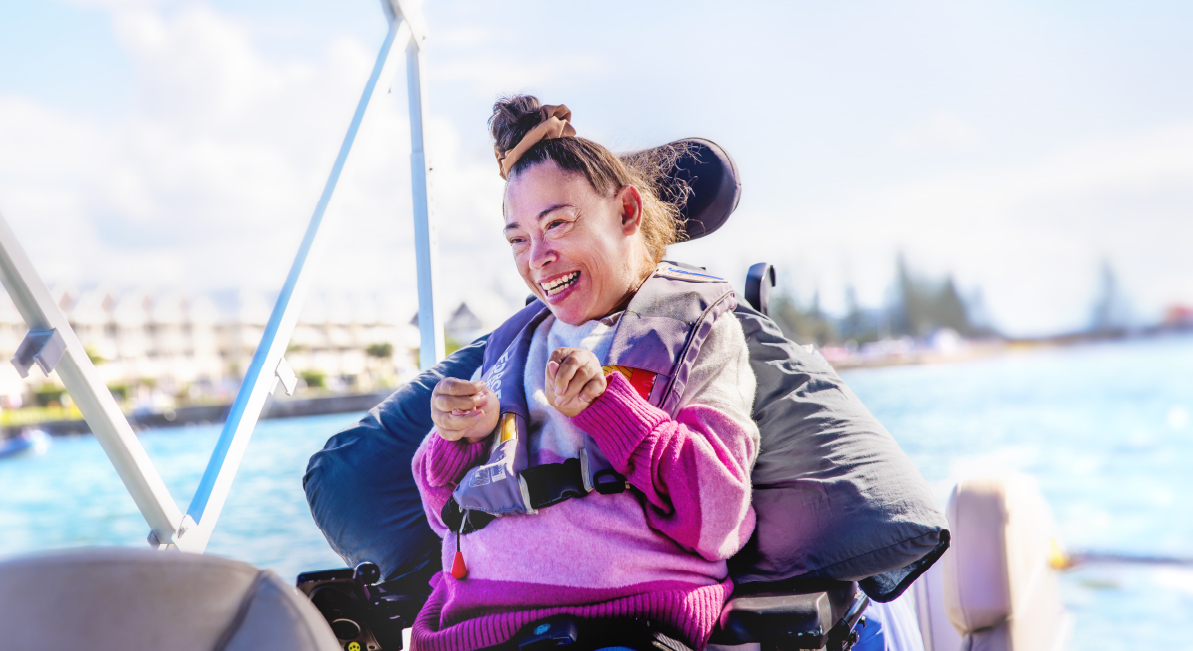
[616,185,643,235]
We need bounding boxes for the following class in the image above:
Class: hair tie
[494,104,576,180]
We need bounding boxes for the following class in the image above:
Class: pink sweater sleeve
[412,432,490,534]
[572,371,756,561]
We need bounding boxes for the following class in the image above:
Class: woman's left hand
[545,347,607,417]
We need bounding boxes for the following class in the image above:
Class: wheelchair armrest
[709,577,868,650]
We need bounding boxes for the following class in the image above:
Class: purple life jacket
[444,264,736,532]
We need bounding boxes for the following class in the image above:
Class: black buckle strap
[445,459,627,535]
[522,458,628,506]
[521,458,588,509]
[592,468,628,495]
[441,498,495,535]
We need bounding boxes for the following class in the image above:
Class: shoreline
[11,331,1191,434]
[830,329,1193,371]
[5,390,392,437]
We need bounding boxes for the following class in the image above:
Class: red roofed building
[1163,305,1193,327]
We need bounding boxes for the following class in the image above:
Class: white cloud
[60,0,160,9]
[893,111,979,149]
[0,1,528,328]
[431,54,608,96]
[434,25,496,48]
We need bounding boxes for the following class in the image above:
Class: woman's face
[504,161,646,325]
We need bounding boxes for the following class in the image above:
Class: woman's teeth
[541,271,580,296]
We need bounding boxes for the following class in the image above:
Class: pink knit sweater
[411,369,757,650]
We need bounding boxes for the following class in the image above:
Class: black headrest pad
[654,138,741,240]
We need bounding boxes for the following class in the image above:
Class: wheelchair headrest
[653,138,741,241]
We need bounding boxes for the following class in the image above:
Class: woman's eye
[547,220,566,230]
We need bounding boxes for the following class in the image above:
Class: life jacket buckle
[592,469,627,495]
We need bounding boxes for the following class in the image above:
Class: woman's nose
[528,239,556,270]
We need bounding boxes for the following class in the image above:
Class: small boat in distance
[0,429,50,460]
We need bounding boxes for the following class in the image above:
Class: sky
[1,0,1192,336]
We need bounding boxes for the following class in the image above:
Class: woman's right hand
[431,378,500,443]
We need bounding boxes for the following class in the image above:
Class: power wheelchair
[296,260,869,651]
[298,140,944,651]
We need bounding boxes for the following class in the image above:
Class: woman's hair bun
[489,95,546,153]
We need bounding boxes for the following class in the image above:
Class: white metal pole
[182,18,414,553]
[0,212,189,548]
[405,27,445,369]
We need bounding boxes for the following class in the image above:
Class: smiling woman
[409,96,762,650]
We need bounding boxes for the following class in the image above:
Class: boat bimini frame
[0,0,444,554]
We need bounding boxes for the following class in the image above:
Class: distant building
[413,295,517,348]
[0,287,420,406]
[448,295,517,344]
[445,303,485,343]
[1163,305,1193,329]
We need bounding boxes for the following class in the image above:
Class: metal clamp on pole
[11,328,66,378]
[381,0,428,46]
[271,357,298,397]
[147,515,197,549]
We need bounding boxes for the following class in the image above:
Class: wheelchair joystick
[297,562,430,651]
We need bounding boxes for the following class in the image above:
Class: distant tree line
[769,253,996,346]
[1088,260,1130,335]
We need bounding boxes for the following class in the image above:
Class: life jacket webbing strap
[521,458,587,508]
[445,458,626,534]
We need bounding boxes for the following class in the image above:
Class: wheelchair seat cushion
[729,304,949,601]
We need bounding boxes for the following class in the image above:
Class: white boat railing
[0,0,442,553]
[0,214,191,549]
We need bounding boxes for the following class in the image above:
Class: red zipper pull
[451,551,468,580]
[451,530,468,579]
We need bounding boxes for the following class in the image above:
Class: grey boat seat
[0,547,340,651]
[934,475,1070,651]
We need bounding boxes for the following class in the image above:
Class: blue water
[842,335,1193,649]
[1,335,1191,649]
[0,413,347,581]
